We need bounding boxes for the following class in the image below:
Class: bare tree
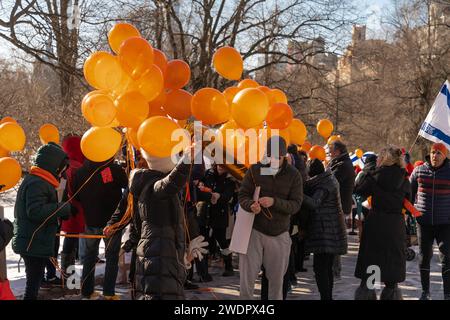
[0,0,120,106]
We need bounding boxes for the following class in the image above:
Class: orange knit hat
[431,143,448,156]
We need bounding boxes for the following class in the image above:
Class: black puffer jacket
[328,153,355,215]
[303,171,347,255]
[130,159,191,300]
[0,218,14,252]
[354,164,410,283]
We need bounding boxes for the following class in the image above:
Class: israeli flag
[419,80,450,149]
[350,153,363,168]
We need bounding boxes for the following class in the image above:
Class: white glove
[187,235,209,262]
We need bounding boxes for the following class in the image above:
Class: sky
[0,0,395,61]
[364,0,394,38]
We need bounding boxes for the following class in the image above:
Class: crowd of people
[2,133,450,301]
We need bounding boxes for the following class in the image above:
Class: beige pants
[239,229,291,300]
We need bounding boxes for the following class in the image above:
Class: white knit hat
[140,148,177,173]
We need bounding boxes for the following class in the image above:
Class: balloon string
[26,135,126,253]
[106,135,135,236]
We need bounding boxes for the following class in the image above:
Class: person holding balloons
[12,143,72,300]
[326,140,355,280]
[238,136,303,300]
[72,150,127,300]
[129,143,204,300]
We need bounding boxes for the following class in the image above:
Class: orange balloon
[0,145,9,158]
[191,88,230,125]
[39,124,60,145]
[265,127,291,147]
[0,157,22,192]
[231,88,269,129]
[317,119,334,139]
[327,135,341,145]
[148,90,167,114]
[82,93,117,127]
[0,117,17,125]
[266,103,293,129]
[135,65,164,102]
[257,86,276,106]
[106,118,120,128]
[153,49,168,76]
[110,71,135,97]
[148,106,166,117]
[108,23,141,54]
[115,91,149,128]
[84,51,124,90]
[176,119,187,128]
[125,127,140,149]
[237,79,259,89]
[83,51,103,88]
[270,88,288,104]
[81,127,122,162]
[164,89,192,120]
[288,119,307,145]
[301,141,312,152]
[119,37,154,79]
[213,46,243,80]
[355,149,364,158]
[138,116,190,158]
[237,135,265,167]
[0,122,26,152]
[309,145,326,161]
[165,60,191,90]
[223,87,241,106]
[218,120,246,158]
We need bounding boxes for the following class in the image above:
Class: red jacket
[61,136,86,233]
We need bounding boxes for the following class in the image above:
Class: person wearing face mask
[302,158,347,300]
[12,143,72,300]
[238,136,303,300]
[410,143,450,300]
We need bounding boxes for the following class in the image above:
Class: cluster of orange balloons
[81,23,192,160]
[0,117,24,192]
[80,23,312,163]
[213,78,309,167]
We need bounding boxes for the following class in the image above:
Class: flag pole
[408,134,420,154]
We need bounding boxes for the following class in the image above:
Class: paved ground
[26,234,445,301]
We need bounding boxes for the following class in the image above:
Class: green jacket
[12,143,71,258]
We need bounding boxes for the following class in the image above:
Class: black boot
[380,284,403,300]
[354,282,377,300]
[222,254,234,277]
[420,269,430,295]
[195,256,212,282]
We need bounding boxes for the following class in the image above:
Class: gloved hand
[186,235,209,262]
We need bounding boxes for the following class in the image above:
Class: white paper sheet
[229,186,260,254]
